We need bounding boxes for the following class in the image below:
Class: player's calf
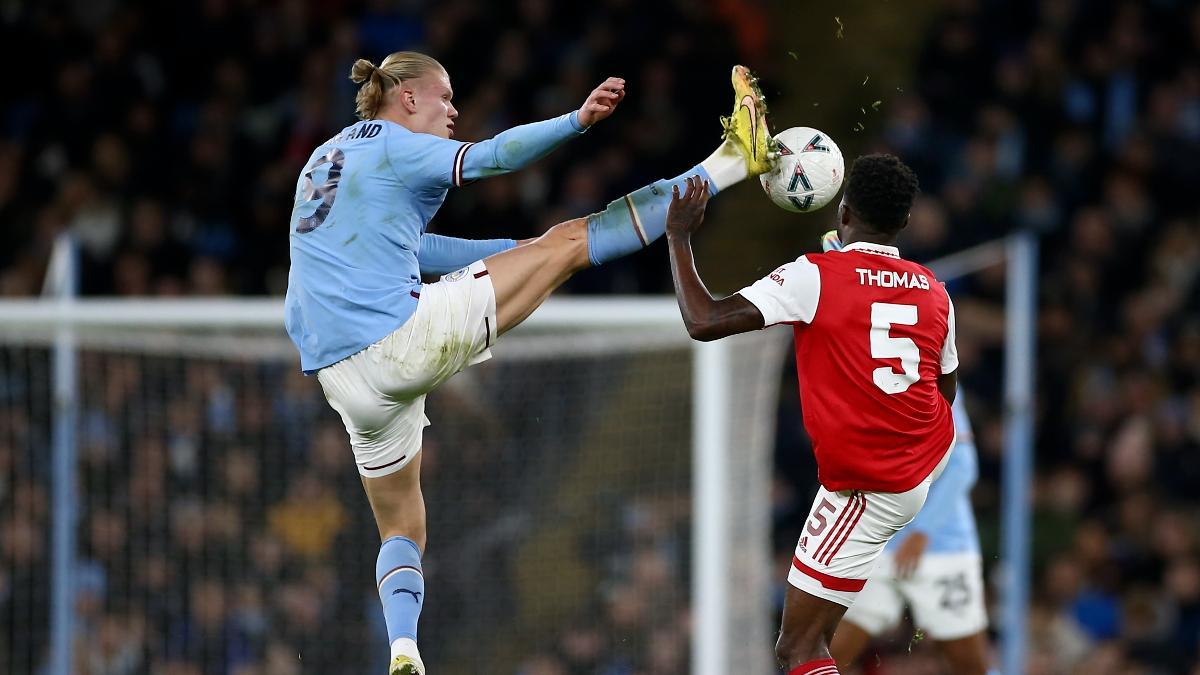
[377,536,425,673]
[937,632,991,675]
[585,65,774,266]
[775,585,848,673]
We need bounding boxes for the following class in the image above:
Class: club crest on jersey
[804,134,830,153]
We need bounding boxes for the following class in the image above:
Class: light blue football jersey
[284,113,584,371]
[887,392,980,554]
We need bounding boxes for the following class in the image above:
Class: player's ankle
[700,140,749,192]
[390,637,420,661]
[786,657,838,675]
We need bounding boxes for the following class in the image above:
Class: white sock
[700,140,751,191]
[390,637,421,662]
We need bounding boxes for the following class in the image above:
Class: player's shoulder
[801,249,861,273]
[324,119,390,147]
[903,257,942,283]
[375,120,460,152]
[768,253,821,279]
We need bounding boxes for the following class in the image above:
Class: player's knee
[378,517,426,549]
[542,218,588,246]
[535,218,589,267]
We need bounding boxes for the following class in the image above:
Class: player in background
[831,392,991,673]
[284,50,777,675]
[662,154,957,675]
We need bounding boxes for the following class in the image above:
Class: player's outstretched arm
[459,77,626,183]
[666,176,765,341]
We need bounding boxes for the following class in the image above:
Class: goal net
[0,298,787,675]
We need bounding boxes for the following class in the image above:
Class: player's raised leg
[485,65,775,334]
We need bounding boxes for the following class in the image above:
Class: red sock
[788,657,839,675]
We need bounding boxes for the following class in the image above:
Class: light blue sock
[586,164,719,266]
[376,536,424,643]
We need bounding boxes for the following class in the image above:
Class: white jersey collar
[841,241,901,259]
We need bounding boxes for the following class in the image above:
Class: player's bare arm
[939,369,957,403]
[892,531,930,579]
[666,176,765,341]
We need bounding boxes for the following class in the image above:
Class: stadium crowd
[2,0,1199,673]
[772,1,1200,673]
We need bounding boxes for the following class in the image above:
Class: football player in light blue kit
[831,393,992,673]
[284,50,777,675]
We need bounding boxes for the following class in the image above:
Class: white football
[759,127,845,213]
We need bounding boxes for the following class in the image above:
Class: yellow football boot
[389,654,425,675]
[721,65,777,175]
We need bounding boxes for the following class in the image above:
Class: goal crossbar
[0,296,688,330]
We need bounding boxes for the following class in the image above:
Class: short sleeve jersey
[739,242,957,492]
[284,120,477,372]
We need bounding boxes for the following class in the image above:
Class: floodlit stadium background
[2,1,1200,673]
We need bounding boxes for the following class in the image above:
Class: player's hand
[666,176,711,239]
[893,531,929,580]
[577,77,625,127]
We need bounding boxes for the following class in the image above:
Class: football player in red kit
[664,154,957,675]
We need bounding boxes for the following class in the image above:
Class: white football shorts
[841,550,988,641]
[317,260,497,478]
[788,441,954,607]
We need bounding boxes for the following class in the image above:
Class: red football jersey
[740,242,957,493]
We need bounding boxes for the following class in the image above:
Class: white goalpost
[1,230,1035,675]
[1,234,788,675]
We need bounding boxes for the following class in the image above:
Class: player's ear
[399,87,418,114]
[838,201,851,226]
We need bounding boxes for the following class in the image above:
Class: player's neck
[841,231,898,249]
[376,110,410,130]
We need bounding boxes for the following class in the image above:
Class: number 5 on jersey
[870,302,920,395]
